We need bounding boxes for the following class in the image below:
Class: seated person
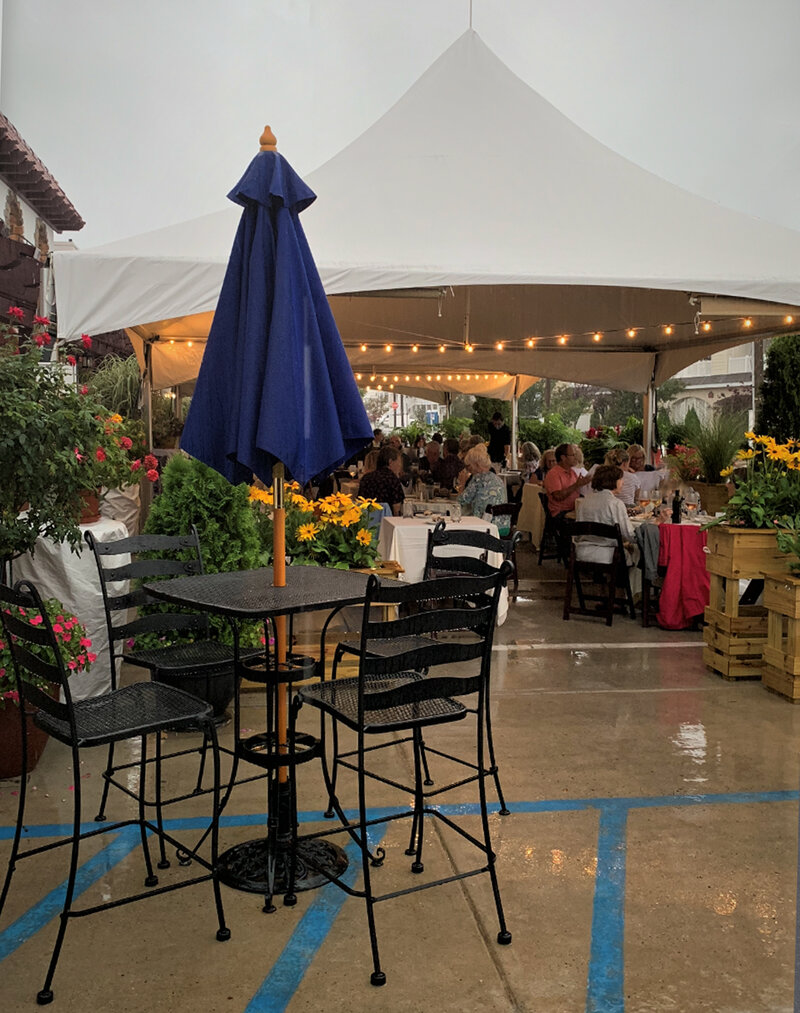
[544,443,592,518]
[388,433,414,478]
[357,446,405,515]
[432,437,466,489]
[627,444,655,473]
[519,441,541,482]
[604,447,639,506]
[457,444,507,517]
[575,464,635,565]
[418,440,441,474]
[533,447,556,483]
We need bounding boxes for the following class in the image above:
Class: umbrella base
[217,835,348,896]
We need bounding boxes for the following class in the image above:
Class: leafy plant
[775,516,800,573]
[666,444,701,483]
[519,414,581,454]
[756,334,800,441]
[143,455,263,644]
[250,486,382,569]
[580,424,624,466]
[86,354,142,419]
[684,411,746,483]
[151,393,185,447]
[0,597,95,709]
[395,421,431,445]
[713,434,800,529]
[440,416,472,439]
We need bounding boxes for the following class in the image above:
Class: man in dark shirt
[432,437,466,489]
[357,446,405,514]
[487,412,511,466]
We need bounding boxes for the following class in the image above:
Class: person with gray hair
[457,444,507,517]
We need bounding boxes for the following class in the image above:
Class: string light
[370,374,376,382]
[785,315,794,325]
[411,344,418,353]
[593,333,602,343]
[436,374,441,381]
[495,341,504,351]
[355,373,362,380]
[393,375,399,381]
[385,343,392,352]
[664,325,673,336]
[439,344,446,353]
[169,339,175,345]
[626,328,636,339]
[405,374,410,381]
[702,321,712,332]
[527,338,536,348]
[415,374,420,380]
[186,341,193,348]
[558,335,568,345]
[743,318,753,328]
[447,374,453,381]
[382,375,388,382]
[361,343,368,352]
[465,342,474,353]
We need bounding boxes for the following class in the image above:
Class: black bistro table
[145,565,373,906]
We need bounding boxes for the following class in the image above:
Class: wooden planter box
[762,572,800,701]
[693,482,731,518]
[703,527,788,680]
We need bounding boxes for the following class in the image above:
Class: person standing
[487,412,511,466]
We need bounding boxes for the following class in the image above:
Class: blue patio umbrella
[181,126,372,488]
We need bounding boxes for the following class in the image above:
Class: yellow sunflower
[297,522,320,542]
[356,528,372,545]
[249,486,273,504]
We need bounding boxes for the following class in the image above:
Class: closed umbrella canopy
[181,131,372,486]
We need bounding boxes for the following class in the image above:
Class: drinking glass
[685,489,700,516]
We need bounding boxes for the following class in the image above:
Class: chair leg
[574,570,586,612]
[95,741,116,821]
[206,718,231,943]
[563,555,574,620]
[624,572,636,620]
[605,571,615,626]
[483,703,510,815]
[476,692,512,949]
[410,728,426,874]
[356,730,385,987]
[0,703,30,920]
[154,732,170,870]
[36,746,84,1005]
[138,735,158,888]
[194,731,209,794]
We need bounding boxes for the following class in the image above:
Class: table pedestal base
[217,836,348,896]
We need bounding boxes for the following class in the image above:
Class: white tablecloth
[377,516,508,624]
[11,516,130,700]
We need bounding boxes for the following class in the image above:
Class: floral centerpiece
[0,308,158,565]
[250,483,382,569]
[1,597,95,709]
[715,433,800,528]
[666,444,702,484]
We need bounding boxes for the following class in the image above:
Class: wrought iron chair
[562,521,636,626]
[85,527,263,839]
[537,491,566,566]
[423,518,522,582]
[0,579,229,1005]
[292,564,514,985]
[486,502,522,592]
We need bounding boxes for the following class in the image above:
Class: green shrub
[518,414,581,452]
[441,416,472,439]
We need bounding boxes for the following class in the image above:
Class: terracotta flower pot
[0,701,50,779]
[78,489,101,525]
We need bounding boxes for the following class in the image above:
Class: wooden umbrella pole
[272,462,289,783]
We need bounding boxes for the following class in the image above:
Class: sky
[2,0,799,249]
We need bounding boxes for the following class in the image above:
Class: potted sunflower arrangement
[249,483,382,569]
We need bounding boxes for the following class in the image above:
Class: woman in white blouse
[575,465,635,564]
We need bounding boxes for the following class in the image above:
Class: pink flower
[120,436,133,450]
[67,660,77,670]
[43,334,51,345]
[62,633,71,642]
[80,636,92,648]
[56,615,64,622]
[87,652,97,664]
[81,333,92,348]
[125,638,135,649]
[7,306,24,319]
[34,315,50,325]
[77,654,86,666]
[0,667,5,678]
[80,385,88,395]
[52,624,63,633]
[64,620,74,630]
[146,468,159,483]
[67,355,76,366]
[29,615,43,626]
[95,447,106,462]
[130,459,141,472]
[144,454,159,470]
[74,447,84,462]
[3,690,19,703]
[34,334,45,347]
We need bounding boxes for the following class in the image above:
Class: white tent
[54,30,800,398]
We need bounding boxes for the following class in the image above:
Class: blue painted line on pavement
[244,832,386,1013]
[0,827,140,961]
[586,806,627,1013]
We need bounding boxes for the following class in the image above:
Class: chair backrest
[567,520,624,567]
[424,519,520,579]
[0,579,76,733]
[486,502,521,536]
[85,526,211,682]
[354,564,512,721]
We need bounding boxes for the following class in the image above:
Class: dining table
[145,564,376,900]
[632,516,710,629]
[377,515,509,624]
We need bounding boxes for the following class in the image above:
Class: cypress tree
[756,335,800,440]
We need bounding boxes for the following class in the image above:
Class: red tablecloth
[656,524,710,630]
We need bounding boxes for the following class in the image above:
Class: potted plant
[0,312,158,573]
[683,412,745,515]
[0,596,95,778]
[250,484,382,569]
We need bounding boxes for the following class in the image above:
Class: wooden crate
[703,570,767,680]
[760,573,800,700]
[705,526,786,580]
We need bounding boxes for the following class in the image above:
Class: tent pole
[272,462,289,784]
[643,378,656,465]
[510,388,519,469]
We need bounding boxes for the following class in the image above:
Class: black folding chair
[0,579,229,1005]
[292,564,514,985]
[562,521,636,626]
[85,527,263,841]
[537,491,566,566]
[486,502,523,592]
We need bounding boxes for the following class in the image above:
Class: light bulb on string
[664,325,673,336]
[439,344,446,353]
[495,341,504,351]
[626,328,636,339]
[593,332,602,343]
[702,321,712,332]
[785,315,794,325]
[411,344,418,353]
[385,343,392,352]
[187,341,193,348]
[558,335,568,345]
[465,342,474,353]
[743,318,753,329]
[527,338,536,348]
[360,343,368,352]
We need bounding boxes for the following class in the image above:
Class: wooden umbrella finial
[259,126,277,151]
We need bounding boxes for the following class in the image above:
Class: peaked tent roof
[54,30,800,393]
